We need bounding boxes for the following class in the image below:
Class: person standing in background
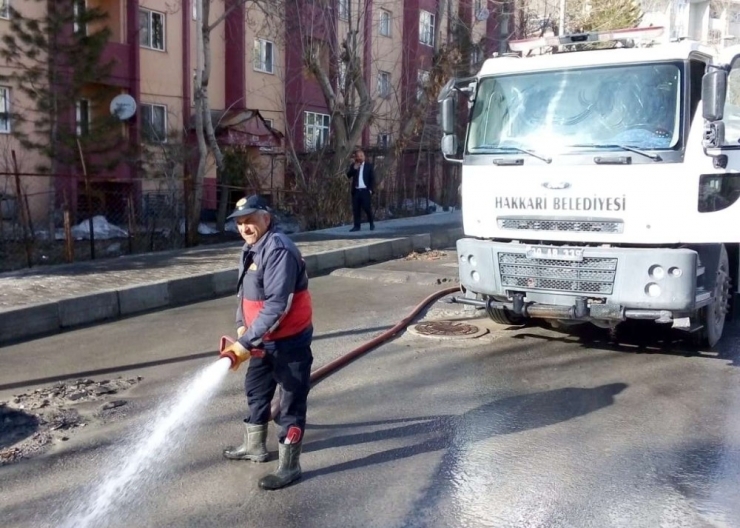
[346,148,375,232]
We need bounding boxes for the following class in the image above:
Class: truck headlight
[649,265,664,280]
[472,271,481,282]
[645,283,661,297]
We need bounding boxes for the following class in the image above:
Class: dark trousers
[352,188,374,228]
[244,343,313,443]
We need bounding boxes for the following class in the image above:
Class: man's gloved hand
[237,326,246,338]
[220,340,265,371]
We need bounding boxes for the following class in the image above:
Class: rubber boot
[258,441,302,490]
[223,423,269,462]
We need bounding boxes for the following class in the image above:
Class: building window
[263,118,274,129]
[76,99,90,136]
[139,8,165,51]
[0,0,9,20]
[338,0,348,20]
[377,71,391,98]
[253,39,274,73]
[304,111,330,151]
[380,10,391,37]
[420,11,435,46]
[378,133,391,148]
[0,87,10,133]
[417,69,430,100]
[141,103,167,143]
[74,0,87,36]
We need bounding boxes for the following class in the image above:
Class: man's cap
[227,195,270,220]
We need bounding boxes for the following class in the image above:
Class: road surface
[1,249,740,528]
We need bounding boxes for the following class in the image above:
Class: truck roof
[478,40,715,77]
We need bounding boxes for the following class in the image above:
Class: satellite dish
[110,94,137,121]
[475,7,490,21]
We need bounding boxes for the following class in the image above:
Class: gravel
[0,376,142,465]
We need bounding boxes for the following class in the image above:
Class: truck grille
[498,218,623,234]
[498,253,618,295]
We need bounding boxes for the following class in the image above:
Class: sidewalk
[0,211,463,345]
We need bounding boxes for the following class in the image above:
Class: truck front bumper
[455,238,698,322]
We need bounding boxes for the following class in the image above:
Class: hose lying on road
[268,285,460,419]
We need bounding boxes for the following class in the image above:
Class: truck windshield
[467,62,682,154]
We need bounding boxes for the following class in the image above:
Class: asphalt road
[2,249,740,528]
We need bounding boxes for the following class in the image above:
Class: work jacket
[236,225,312,349]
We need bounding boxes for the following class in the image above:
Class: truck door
[697,47,740,242]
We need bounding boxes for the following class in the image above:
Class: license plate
[525,245,584,261]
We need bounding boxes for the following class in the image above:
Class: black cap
[227,195,270,220]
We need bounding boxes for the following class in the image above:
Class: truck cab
[440,27,740,347]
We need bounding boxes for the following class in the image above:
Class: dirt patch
[404,249,449,261]
[0,376,142,465]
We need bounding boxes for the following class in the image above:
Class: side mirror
[440,97,456,135]
[441,134,461,164]
[702,69,727,122]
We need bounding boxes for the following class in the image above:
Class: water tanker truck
[440,26,740,347]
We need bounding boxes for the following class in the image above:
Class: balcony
[100,42,133,88]
[87,0,132,87]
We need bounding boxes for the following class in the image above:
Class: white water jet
[59,357,232,528]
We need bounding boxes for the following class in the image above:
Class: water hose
[219,286,460,417]
[269,285,459,418]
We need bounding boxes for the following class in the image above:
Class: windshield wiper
[569,144,663,162]
[477,145,552,164]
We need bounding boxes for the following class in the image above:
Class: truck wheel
[697,244,731,348]
[487,306,525,325]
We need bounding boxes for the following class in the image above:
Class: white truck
[439,26,740,347]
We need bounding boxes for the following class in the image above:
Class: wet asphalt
[1,249,740,528]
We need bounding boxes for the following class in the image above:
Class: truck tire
[487,306,525,325]
[697,244,731,349]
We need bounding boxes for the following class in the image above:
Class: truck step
[697,266,705,277]
[695,289,712,308]
[674,321,704,334]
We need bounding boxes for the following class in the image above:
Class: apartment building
[640,0,740,47]
[0,0,508,226]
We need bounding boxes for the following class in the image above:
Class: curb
[0,227,463,346]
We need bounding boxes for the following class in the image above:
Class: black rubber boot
[223,423,269,462]
[258,441,302,490]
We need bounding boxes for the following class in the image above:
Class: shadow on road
[302,383,627,484]
[513,319,740,365]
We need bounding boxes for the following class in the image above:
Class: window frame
[74,0,87,36]
[0,0,10,20]
[304,111,331,151]
[253,38,275,74]
[379,10,391,37]
[141,103,168,143]
[0,86,11,133]
[338,0,349,20]
[378,71,391,98]
[419,10,435,47]
[139,8,166,52]
[76,99,91,137]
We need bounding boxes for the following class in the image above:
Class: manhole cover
[408,320,488,340]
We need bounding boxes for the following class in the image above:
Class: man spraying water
[220,195,314,490]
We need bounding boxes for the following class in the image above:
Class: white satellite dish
[475,7,490,21]
[110,94,137,121]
